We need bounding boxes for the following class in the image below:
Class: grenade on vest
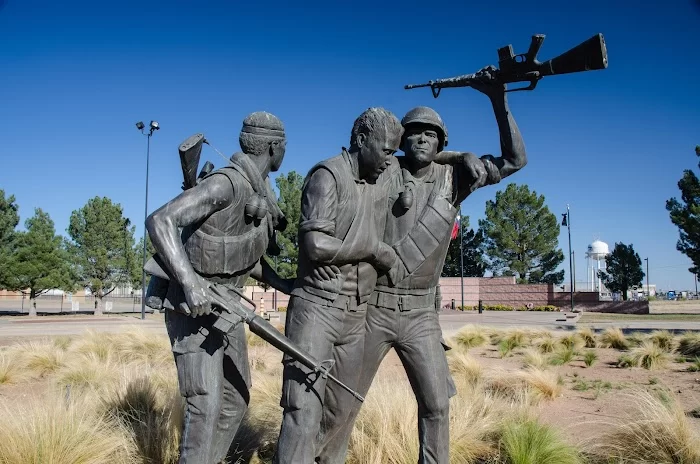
[244,194,268,221]
[398,186,414,211]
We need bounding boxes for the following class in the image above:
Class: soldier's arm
[146,174,234,290]
[300,168,375,264]
[250,259,295,294]
[438,92,527,204]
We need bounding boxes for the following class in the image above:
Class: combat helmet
[400,106,448,152]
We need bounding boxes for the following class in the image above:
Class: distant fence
[0,294,144,313]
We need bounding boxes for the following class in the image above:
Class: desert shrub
[498,418,584,464]
[648,330,676,352]
[447,350,483,387]
[583,350,598,367]
[558,334,583,351]
[101,375,183,464]
[536,337,557,354]
[519,368,563,401]
[515,305,559,312]
[617,354,637,368]
[631,341,671,370]
[454,325,489,349]
[576,328,597,348]
[584,391,700,463]
[549,347,575,366]
[687,357,700,372]
[522,348,548,370]
[0,395,136,463]
[599,327,629,350]
[677,332,700,357]
[0,352,26,385]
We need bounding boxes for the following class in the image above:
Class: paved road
[2,310,700,344]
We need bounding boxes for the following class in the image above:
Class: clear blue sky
[1,0,699,292]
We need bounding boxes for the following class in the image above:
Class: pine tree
[598,242,644,300]
[666,145,700,272]
[479,183,564,284]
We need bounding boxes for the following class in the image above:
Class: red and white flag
[451,215,461,240]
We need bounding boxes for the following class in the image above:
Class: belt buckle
[398,296,406,312]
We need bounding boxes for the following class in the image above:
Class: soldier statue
[316,69,528,464]
[273,107,405,464]
[145,112,294,464]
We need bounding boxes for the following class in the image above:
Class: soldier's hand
[462,153,488,193]
[313,265,341,281]
[182,276,213,318]
[374,243,398,272]
[469,65,506,100]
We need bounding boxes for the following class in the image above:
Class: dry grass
[1,325,697,464]
[677,332,700,357]
[0,394,136,463]
[576,327,597,348]
[584,390,700,463]
[648,330,677,352]
[599,327,630,350]
[631,340,671,370]
[453,324,490,349]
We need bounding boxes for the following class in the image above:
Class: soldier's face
[270,139,286,172]
[358,126,400,183]
[402,125,440,164]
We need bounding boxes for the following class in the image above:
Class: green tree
[270,170,303,279]
[666,146,700,272]
[67,197,138,304]
[4,208,76,300]
[0,190,20,289]
[479,183,564,284]
[133,231,156,289]
[598,242,644,300]
[442,216,486,277]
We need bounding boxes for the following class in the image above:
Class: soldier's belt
[369,291,435,311]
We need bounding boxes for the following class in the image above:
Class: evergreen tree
[442,216,486,277]
[270,171,303,279]
[0,189,20,289]
[598,242,644,300]
[67,196,138,304]
[666,145,700,272]
[4,208,76,299]
[479,183,564,284]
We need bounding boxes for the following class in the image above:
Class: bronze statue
[145,112,297,464]
[316,69,528,464]
[272,107,405,464]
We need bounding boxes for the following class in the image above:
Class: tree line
[4,157,666,303]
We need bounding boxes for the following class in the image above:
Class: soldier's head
[400,106,448,166]
[349,107,403,183]
[239,112,287,173]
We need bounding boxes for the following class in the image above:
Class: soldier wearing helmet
[316,72,527,464]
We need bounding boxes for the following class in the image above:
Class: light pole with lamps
[135,120,159,320]
[561,205,574,312]
[644,257,649,297]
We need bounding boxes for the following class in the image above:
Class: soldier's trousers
[273,294,366,464]
[316,301,455,464]
[165,309,251,464]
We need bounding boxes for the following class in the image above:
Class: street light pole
[562,205,573,312]
[136,121,159,320]
[644,257,649,297]
[459,205,464,311]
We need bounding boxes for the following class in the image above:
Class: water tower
[586,240,609,293]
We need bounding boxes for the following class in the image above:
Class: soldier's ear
[356,132,366,149]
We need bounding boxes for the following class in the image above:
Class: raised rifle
[404,33,608,98]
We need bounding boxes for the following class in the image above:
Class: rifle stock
[404,33,608,98]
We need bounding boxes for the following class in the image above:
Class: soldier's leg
[273,296,344,464]
[396,306,453,464]
[165,309,225,464]
[211,321,251,463]
[317,303,397,464]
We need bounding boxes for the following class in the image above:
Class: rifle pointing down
[405,33,608,98]
[144,133,365,403]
